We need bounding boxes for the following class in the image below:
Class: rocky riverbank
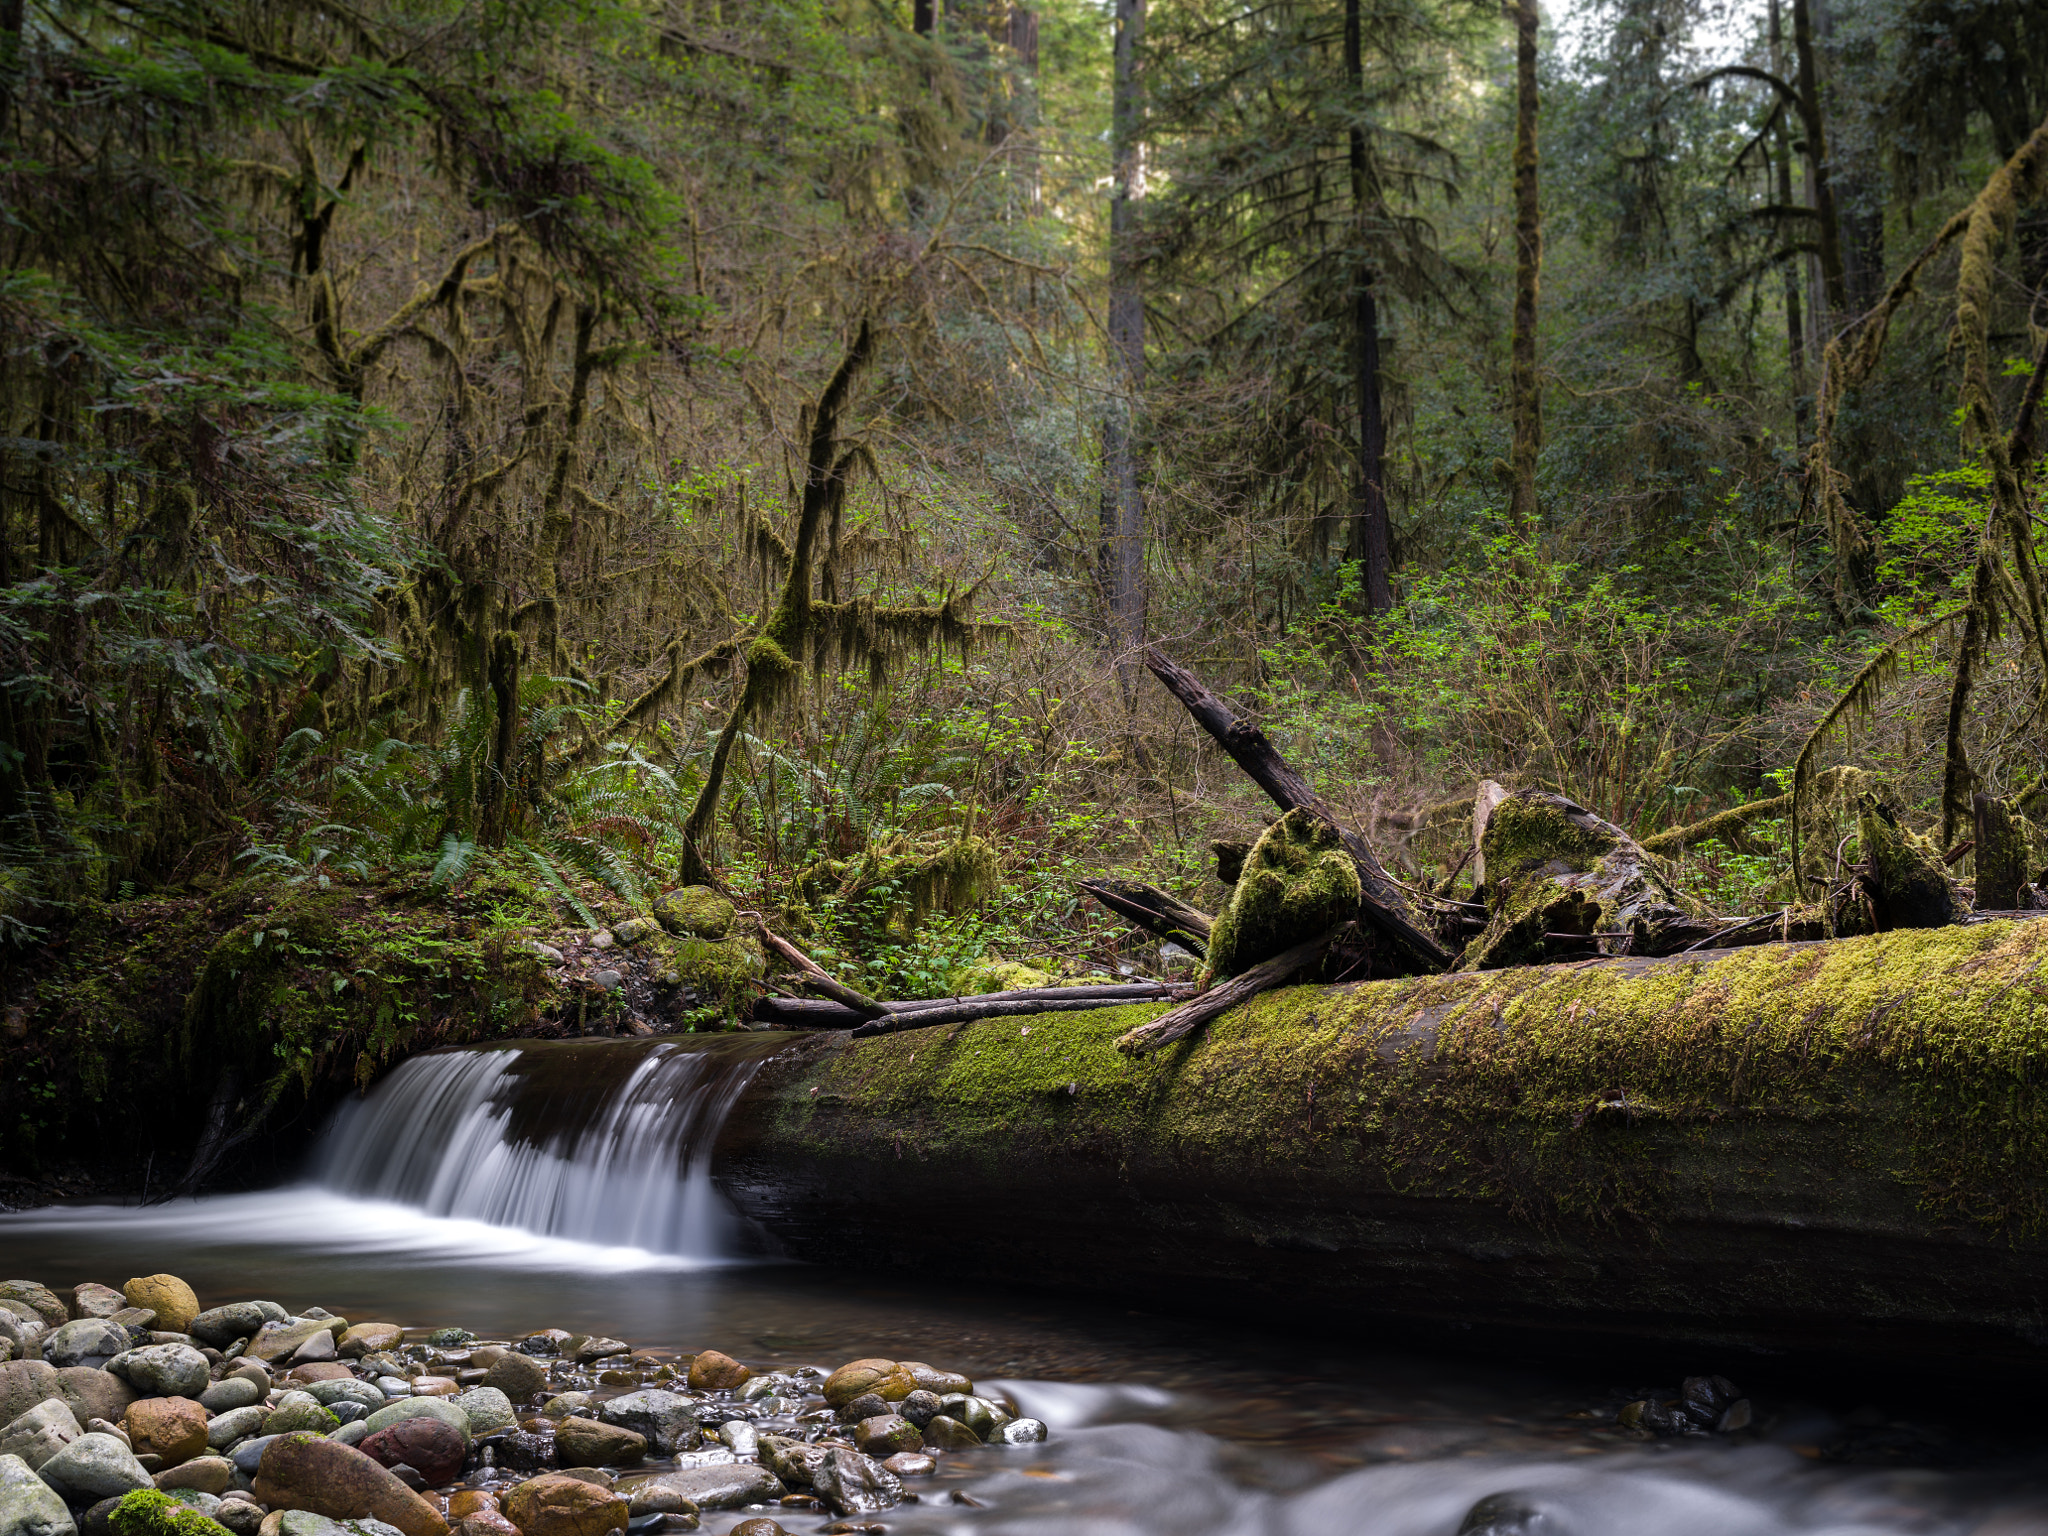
[0,1274,1046,1536]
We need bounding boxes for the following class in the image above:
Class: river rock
[357,1404,465,1448]
[245,1325,334,1369]
[43,1326,130,1372]
[285,1369,350,1392]
[592,1396,692,1459]
[878,1453,933,1478]
[537,1398,589,1422]
[832,1395,886,1427]
[501,1476,627,1536]
[0,1320,43,1363]
[851,1418,918,1458]
[357,1421,464,1488]
[0,1451,76,1536]
[620,1485,697,1520]
[0,1290,66,1333]
[0,1402,80,1471]
[627,1467,779,1514]
[67,1294,124,1326]
[151,1459,232,1496]
[552,1422,642,1471]
[195,1384,256,1417]
[474,1359,542,1404]
[299,1387,377,1417]
[918,1417,978,1451]
[452,1514,517,1536]
[38,1434,152,1500]
[287,1336,334,1368]
[808,1450,897,1517]
[681,1355,746,1394]
[893,1392,940,1430]
[820,1364,904,1410]
[187,1312,266,1353]
[213,1502,262,1536]
[206,1410,266,1451]
[993,1418,1046,1445]
[122,1402,208,1466]
[229,1439,277,1477]
[117,1285,196,1342]
[251,1434,447,1536]
[899,1364,971,1397]
[334,1331,398,1365]
[107,1348,209,1402]
[327,1426,369,1450]
[444,1394,511,1441]
[54,1376,134,1434]
[567,1342,625,1368]
[260,1404,338,1439]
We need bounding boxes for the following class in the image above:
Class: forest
[3,0,2046,1020]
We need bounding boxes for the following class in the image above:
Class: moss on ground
[110,1489,232,1536]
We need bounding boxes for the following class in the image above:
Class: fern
[511,839,603,930]
[431,833,477,889]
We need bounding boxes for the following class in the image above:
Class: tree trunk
[1100,0,1147,686]
[1769,0,1809,442]
[1505,0,1542,537]
[1790,0,1847,316]
[1344,0,1392,611]
[1974,793,2028,912]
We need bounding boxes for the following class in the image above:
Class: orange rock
[253,1430,451,1536]
[456,1512,521,1536]
[449,1491,500,1519]
[502,1474,629,1536]
[822,1360,899,1408]
[683,1351,750,1392]
[411,1377,461,1397]
[121,1276,200,1335]
[126,1397,210,1465]
[287,1363,354,1385]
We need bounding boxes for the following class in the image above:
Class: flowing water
[6,1037,2048,1536]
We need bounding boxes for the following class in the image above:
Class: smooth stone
[592,1396,693,1459]
[537,1397,589,1421]
[327,1426,369,1450]
[501,1476,627,1536]
[68,1293,125,1325]
[992,1418,1046,1445]
[553,1422,643,1471]
[820,1364,898,1411]
[898,1364,971,1397]
[107,1347,209,1401]
[0,1373,61,1437]
[621,1485,698,1519]
[252,1433,448,1536]
[725,1523,781,1536]
[919,1417,978,1451]
[335,1331,400,1365]
[403,1384,454,1402]
[878,1453,933,1478]
[809,1449,899,1518]
[938,1396,1005,1437]
[199,1383,259,1416]
[119,1284,199,1339]
[0,1291,65,1332]
[159,1490,221,1516]
[209,1411,267,1451]
[452,1515,518,1536]
[0,1401,80,1471]
[41,1326,130,1372]
[444,1393,511,1441]
[681,1355,746,1394]
[374,1386,409,1403]
[474,1358,544,1404]
[152,1458,233,1495]
[285,1369,352,1393]
[231,1440,279,1476]
[225,1366,270,1395]
[357,1422,464,1488]
[552,1472,611,1492]
[36,1434,152,1500]
[123,1400,209,1465]
[261,1405,339,1438]
[625,1468,780,1514]
[188,1310,268,1353]
[214,1502,264,1536]
[568,1342,626,1368]
[54,1374,134,1432]
[301,1386,379,1414]
[894,1392,940,1430]
[852,1417,918,1458]
[244,1325,335,1369]
[0,1451,75,1536]
[1718,1399,1754,1433]
[712,1424,755,1459]
[832,1396,886,1428]
[289,1336,335,1368]
[358,1403,466,1447]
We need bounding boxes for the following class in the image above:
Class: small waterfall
[311,1039,775,1258]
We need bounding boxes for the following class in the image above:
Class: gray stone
[359,1398,469,1444]
[35,1433,151,1500]
[248,1306,286,1326]
[993,1418,1046,1445]
[260,1400,337,1436]
[228,1438,276,1476]
[302,1382,382,1413]
[0,1383,57,1453]
[0,1322,42,1363]
[0,1403,80,1472]
[52,1374,132,1432]
[66,1294,122,1326]
[187,1307,267,1350]
[477,1354,546,1401]
[289,1332,336,1365]
[591,970,623,990]
[198,1381,260,1415]
[447,1389,514,1439]
[810,1448,901,1516]
[275,1511,353,1536]
[713,1422,756,1459]
[0,1452,75,1536]
[106,1346,209,1400]
[214,1502,263,1536]
[207,1409,266,1449]
[327,1423,369,1448]
[596,1391,696,1456]
[630,1465,782,1512]
[38,1326,127,1372]
[242,1320,334,1366]
[531,946,566,965]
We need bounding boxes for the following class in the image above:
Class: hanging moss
[1206,809,1361,978]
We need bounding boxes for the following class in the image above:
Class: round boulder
[501,1475,628,1536]
[551,1420,643,1470]
[109,1346,209,1400]
[0,1450,78,1536]
[38,1432,153,1500]
[681,1353,747,1393]
[196,1381,258,1416]
[251,1432,448,1536]
[475,1356,544,1403]
[119,1281,199,1338]
[43,1323,131,1371]
[123,1399,209,1466]
[853,1416,920,1458]
[821,1362,910,1409]
[358,1419,466,1487]
[151,1456,233,1495]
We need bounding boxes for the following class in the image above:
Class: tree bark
[1789,0,1848,315]
[1505,0,1542,536]
[1769,0,1809,441]
[1077,876,1212,952]
[1101,0,1148,685]
[1116,927,1341,1055]
[1974,792,2028,912]
[1142,646,1452,970]
[1344,0,1392,610]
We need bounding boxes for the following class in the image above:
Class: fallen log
[1142,647,1453,973]
[751,918,887,1019]
[1116,926,1342,1055]
[850,993,1187,1037]
[1076,877,1213,954]
[1639,793,1792,857]
[755,981,1186,1031]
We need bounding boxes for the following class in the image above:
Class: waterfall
[310,1039,775,1259]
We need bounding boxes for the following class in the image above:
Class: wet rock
[851,1418,918,1458]
[1457,1490,1568,1535]
[514,1337,565,1360]
[150,1460,232,1497]
[186,1313,267,1354]
[820,1365,906,1411]
[756,1440,827,1493]
[625,1469,779,1514]
[0,1401,80,1470]
[898,1365,970,1398]
[808,1450,899,1517]
[301,1388,379,1418]
[832,1397,886,1428]
[621,1485,697,1519]
[1717,1400,1754,1433]
[452,1514,519,1536]
[243,1326,334,1371]
[284,1369,350,1392]
[196,1385,257,1417]
[358,1404,467,1448]
[475,1359,543,1405]
[422,1334,469,1352]
[917,1418,978,1452]
[228,1438,276,1477]
[119,1285,198,1339]
[333,1333,399,1366]
[893,1393,940,1431]
[445,1392,512,1442]
[568,1343,625,1368]
[260,1405,338,1439]
[939,1396,1006,1438]
[553,1471,611,1492]
[877,1454,931,1479]
[55,1373,136,1432]
[593,1396,693,1458]
[206,1411,266,1452]
[1680,1377,1740,1423]
[38,1434,153,1501]
[725,1522,781,1536]
[0,1451,77,1536]
[357,1421,465,1488]
[108,1348,209,1401]
[70,1293,126,1325]
[552,1422,643,1471]
[712,1424,755,1460]
[501,1475,627,1536]
[991,1419,1045,1446]
[475,1432,552,1476]
[0,1289,67,1333]
[537,1397,589,1423]
[44,1325,131,1372]
[681,1355,746,1394]
[251,1433,448,1536]
[123,1402,208,1467]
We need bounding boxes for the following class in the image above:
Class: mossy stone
[653,887,736,940]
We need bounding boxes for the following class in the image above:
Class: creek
[4,1037,2047,1536]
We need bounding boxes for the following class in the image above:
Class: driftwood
[1143,648,1452,972]
[1076,877,1213,954]
[757,981,1186,1032]
[1116,927,1342,1055]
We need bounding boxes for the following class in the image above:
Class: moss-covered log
[716,916,2048,1362]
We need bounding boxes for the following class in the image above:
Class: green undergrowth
[779,918,2048,1238]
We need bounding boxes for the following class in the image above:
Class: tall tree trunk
[0,0,22,136]
[1100,0,1147,683]
[1504,0,1542,538]
[1790,0,1847,317]
[1769,0,1809,440]
[1344,0,1392,612]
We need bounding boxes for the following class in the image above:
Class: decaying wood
[1142,647,1453,972]
[1077,877,1213,953]
[1976,792,2028,911]
[753,918,888,1019]
[1116,927,1343,1055]
[757,981,1185,1031]
[850,989,1191,1038]
[1640,793,1793,857]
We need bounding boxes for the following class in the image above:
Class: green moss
[802,834,998,933]
[654,885,736,939]
[947,960,1055,994]
[765,918,2048,1237]
[661,933,765,998]
[1207,809,1361,977]
[1481,797,1615,883]
[110,1489,232,1536]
